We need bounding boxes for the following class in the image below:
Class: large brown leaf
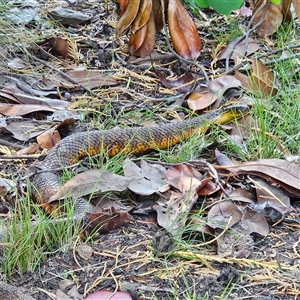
[116,0,140,39]
[167,0,201,59]
[218,159,300,197]
[253,0,283,37]
[118,0,130,17]
[129,10,157,56]
[131,0,152,33]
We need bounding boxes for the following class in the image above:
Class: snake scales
[32,103,249,218]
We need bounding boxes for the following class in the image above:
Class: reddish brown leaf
[167,0,201,59]
[282,0,292,22]
[116,0,140,39]
[86,206,131,233]
[131,0,152,33]
[129,9,157,56]
[118,0,130,17]
[48,36,69,58]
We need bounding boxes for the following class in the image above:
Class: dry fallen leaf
[168,0,201,59]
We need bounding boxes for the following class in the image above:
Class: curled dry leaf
[37,118,75,150]
[131,0,152,33]
[168,0,201,59]
[187,92,218,111]
[116,0,140,39]
[129,10,157,56]
[253,0,283,37]
[48,36,69,58]
[118,0,130,17]
[157,173,201,235]
[207,75,241,99]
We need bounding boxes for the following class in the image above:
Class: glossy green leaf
[206,0,244,15]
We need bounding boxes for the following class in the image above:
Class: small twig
[159,0,209,82]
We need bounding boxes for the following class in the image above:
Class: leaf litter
[0,0,300,298]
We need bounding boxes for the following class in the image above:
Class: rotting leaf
[168,0,201,59]
[215,223,254,258]
[76,244,93,261]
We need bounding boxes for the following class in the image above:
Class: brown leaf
[251,59,278,96]
[48,36,69,58]
[67,70,118,88]
[207,75,241,99]
[167,0,201,59]
[129,9,157,56]
[118,0,130,17]
[86,206,132,233]
[236,203,269,236]
[282,0,293,22]
[0,103,56,116]
[76,244,93,260]
[131,0,152,33]
[157,72,195,93]
[235,60,278,97]
[37,118,75,150]
[48,169,134,203]
[218,37,260,60]
[220,159,300,197]
[116,0,140,39]
[187,92,218,111]
[253,0,283,37]
[207,201,242,229]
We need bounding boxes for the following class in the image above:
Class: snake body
[32,103,249,217]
